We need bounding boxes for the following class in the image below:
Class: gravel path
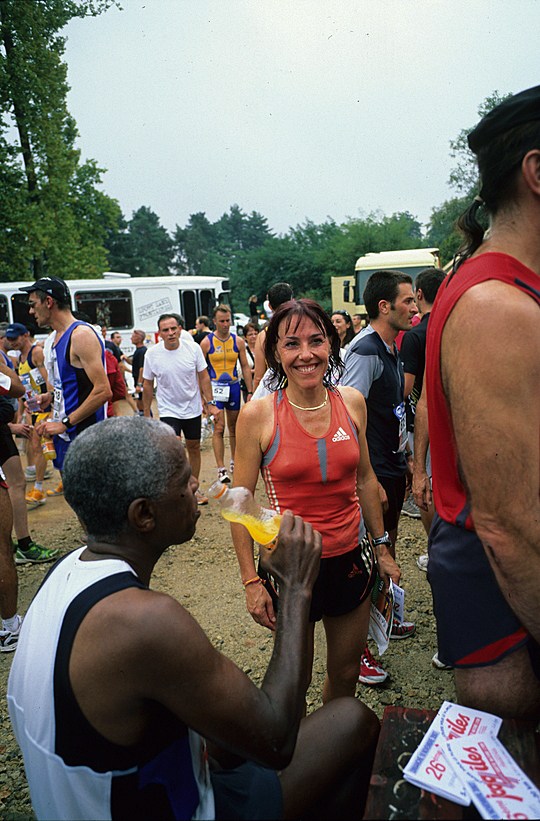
[0,443,455,818]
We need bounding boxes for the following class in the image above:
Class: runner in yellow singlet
[200,305,253,484]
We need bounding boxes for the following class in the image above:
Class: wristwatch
[372,531,392,547]
[61,415,72,428]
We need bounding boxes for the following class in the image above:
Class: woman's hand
[245,581,276,631]
[375,545,401,588]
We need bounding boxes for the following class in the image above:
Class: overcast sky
[64,0,539,236]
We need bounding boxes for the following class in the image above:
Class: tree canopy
[0,7,511,302]
[0,0,121,281]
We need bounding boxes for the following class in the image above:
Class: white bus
[0,272,231,355]
[331,247,441,318]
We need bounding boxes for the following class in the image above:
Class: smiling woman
[230,299,400,703]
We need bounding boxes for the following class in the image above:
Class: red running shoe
[358,645,388,685]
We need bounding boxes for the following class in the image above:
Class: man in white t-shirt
[142,313,219,505]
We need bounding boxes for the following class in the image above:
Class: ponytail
[452,196,486,275]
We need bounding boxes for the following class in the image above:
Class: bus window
[11,293,44,336]
[0,295,9,324]
[75,290,133,329]
[180,290,197,330]
[201,289,216,317]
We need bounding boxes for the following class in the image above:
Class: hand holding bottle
[260,510,322,594]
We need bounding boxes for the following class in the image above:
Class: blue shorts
[214,381,241,412]
[428,514,529,668]
[211,760,282,820]
[53,435,72,472]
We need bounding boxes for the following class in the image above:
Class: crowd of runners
[1,86,539,819]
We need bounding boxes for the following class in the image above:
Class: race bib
[212,382,230,402]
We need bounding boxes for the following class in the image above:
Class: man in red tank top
[423,86,540,722]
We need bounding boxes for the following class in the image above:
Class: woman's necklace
[287,388,328,412]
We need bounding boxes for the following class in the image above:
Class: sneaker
[195,489,208,506]
[46,481,63,496]
[25,488,47,509]
[432,652,452,671]
[401,494,421,519]
[217,468,231,484]
[358,645,388,685]
[416,553,428,572]
[0,615,22,653]
[15,542,60,564]
[390,620,416,640]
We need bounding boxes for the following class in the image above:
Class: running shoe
[390,620,416,640]
[432,652,452,671]
[25,488,46,509]
[15,542,60,564]
[46,481,63,496]
[401,494,421,519]
[358,645,388,685]
[416,554,428,572]
[217,468,231,484]
[195,489,209,506]
[0,615,22,653]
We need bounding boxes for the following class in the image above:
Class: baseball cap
[19,276,71,303]
[468,85,540,154]
[6,323,29,338]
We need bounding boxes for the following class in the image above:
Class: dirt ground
[0,422,456,818]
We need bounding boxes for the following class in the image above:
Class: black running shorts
[260,536,376,623]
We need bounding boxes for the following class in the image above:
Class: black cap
[19,277,71,303]
[468,85,540,154]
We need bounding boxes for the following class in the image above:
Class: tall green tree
[0,0,120,280]
[107,206,174,277]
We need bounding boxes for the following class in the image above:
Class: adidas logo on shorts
[332,426,350,442]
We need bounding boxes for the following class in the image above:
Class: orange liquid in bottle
[221,510,281,544]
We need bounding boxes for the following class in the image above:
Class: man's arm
[236,338,253,396]
[441,280,540,640]
[252,329,267,391]
[41,326,112,435]
[0,362,24,399]
[411,383,431,510]
[142,378,154,417]
[71,512,321,769]
[197,368,220,419]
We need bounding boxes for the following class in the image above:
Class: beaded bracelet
[243,576,262,588]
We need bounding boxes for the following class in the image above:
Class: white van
[0,272,231,355]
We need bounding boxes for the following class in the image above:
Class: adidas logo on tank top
[331,426,351,442]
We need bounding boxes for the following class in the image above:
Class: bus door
[179,289,216,330]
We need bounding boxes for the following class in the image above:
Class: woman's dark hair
[331,309,355,348]
[454,120,540,272]
[264,299,343,390]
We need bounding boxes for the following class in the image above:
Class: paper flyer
[403,702,503,806]
[444,735,540,820]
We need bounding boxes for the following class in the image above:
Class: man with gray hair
[8,416,379,820]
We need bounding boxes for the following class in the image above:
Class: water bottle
[25,392,41,413]
[208,481,281,545]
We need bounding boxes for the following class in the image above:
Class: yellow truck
[331,247,441,319]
